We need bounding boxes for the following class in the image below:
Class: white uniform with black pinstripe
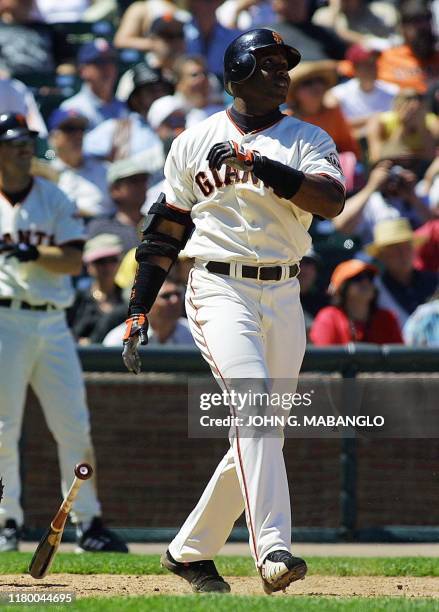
[162,110,345,566]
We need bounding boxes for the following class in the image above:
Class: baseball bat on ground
[28,462,93,579]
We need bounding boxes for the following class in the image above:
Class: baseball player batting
[123,29,345,594]
[0,113,127,554]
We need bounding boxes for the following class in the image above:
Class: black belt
[0,298,57,311]
[206,261,299,281]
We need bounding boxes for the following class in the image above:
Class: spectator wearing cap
[67,233,126,344]
[83,62,167,167]
[0,0,65,76]
[326,45,398,139]
[114,0,190,53]
[0,77,47,138]
[366,218,438,328]
[377,0,439,93]
[312,0,398,49]
[310,259,403,345]
[264,0,347,62]
[61,39,127,130]
[144,14,187,79]
[86,157,149,253]
[48,109,112,218]
[333,142,433,245]
[142,95,187,211]
[184,0,241,80]
[297,247,329,336]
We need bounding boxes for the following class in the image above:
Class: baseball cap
[328,260,378,294]
[115,63,169,103]
[107,157,150,185]
[83,233,123,264]
[147,95,186,130]
[48,109,89,132]
[0,113,38,142]
[150,14,185,38]
[77,38,117,65]
[345,44,380,65]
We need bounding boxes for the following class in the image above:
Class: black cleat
[160,549,231,593]
[0,519,20,552]
[76,517,128,553]
[261,550,307,594]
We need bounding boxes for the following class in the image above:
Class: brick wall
[20,374,439,531]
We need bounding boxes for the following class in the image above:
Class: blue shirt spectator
[184,0,241,79]
[61,39,127,129]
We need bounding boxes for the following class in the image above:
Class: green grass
[0,553,438,577]
[1,596,439,612]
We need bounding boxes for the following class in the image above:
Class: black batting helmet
[0,113,38,142]
[223,29,301,95]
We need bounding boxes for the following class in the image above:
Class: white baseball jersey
[163,109,345,264]
[0,177,85,308]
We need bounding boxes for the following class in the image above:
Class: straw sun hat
[365,218,427,257]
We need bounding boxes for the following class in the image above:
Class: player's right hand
[122,313,149,375]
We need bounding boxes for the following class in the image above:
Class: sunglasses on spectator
[59,125,87,134]
[93,256,120,265]
[299,77,327,88]
[160,31,185,40]
[350,271,375,283]
[159,290,183,300]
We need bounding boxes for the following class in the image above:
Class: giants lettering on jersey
[1,230,55,246]
[195,165,260,196]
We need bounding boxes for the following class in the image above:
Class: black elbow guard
[141,192,194,252]
[252,156,304,199]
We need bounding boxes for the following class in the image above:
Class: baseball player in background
[123,29,345,593]
[0,114,127,554]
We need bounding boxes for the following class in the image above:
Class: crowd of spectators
[3,0,439,347]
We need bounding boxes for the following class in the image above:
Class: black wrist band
[128,261,168,315]
[252,155,305,199]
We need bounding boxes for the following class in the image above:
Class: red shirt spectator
[310,304,403,345]
[310,258,403,345]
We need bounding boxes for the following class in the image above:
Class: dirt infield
[1,574,438,599]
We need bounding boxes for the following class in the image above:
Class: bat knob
[74,462,93,480]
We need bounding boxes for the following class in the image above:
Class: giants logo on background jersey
[195,166,260,196]
[1,230,55,245]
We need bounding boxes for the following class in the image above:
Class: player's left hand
[1,242,40,262]
[207,140,260,172]
[122,313,149,374]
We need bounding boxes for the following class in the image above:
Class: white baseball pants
[0,307,101,528]
[169,262,306,566]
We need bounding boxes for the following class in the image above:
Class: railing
[78,345,439,542]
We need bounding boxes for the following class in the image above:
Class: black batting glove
[3,243,40,262]
[207,140,261,172]
[122,312,149,374]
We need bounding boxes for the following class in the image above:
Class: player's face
[238,48,290,111]
[0,136,34,175]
